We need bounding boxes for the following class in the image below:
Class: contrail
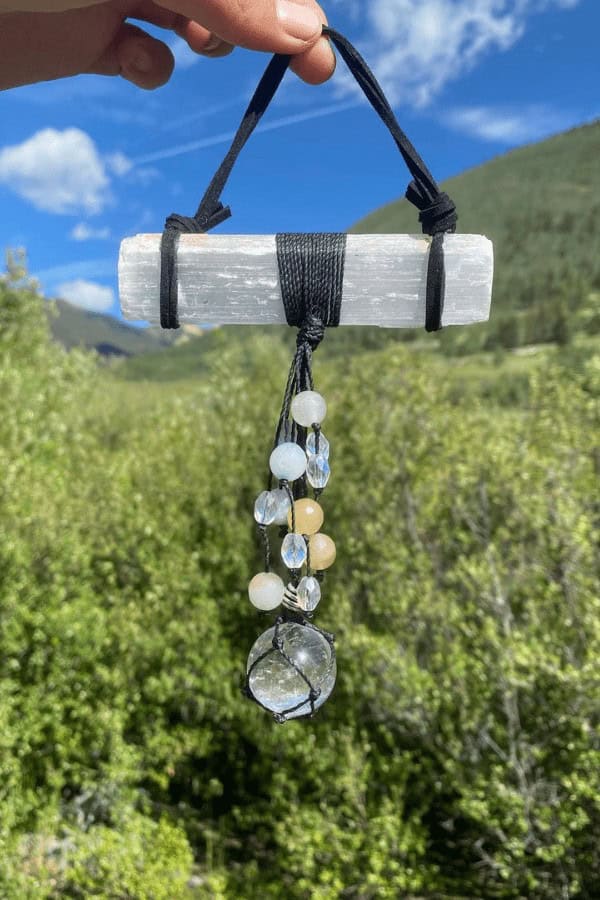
[133,99,361,165]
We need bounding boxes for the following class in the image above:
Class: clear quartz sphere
[291,391,327,427]
[297,576,321,613]
[281,533,307,570]
[271,488,292,525]
[307,454,330,489]
[269,443,307,482]
[306,430,330,459]
[247,621,336,720]
[254,490,277,526]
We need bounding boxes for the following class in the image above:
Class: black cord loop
[159,26,457,333]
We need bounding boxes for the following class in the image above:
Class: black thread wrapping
[158,26,457,333]
[272,233,346,494]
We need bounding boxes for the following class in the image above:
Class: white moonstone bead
[248,572,285,611]
[291,391,327,428]
[269,443,307,482]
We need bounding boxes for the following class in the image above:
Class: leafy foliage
[0,254,599,898]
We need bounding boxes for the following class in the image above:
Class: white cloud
[443,103,572,143]
[0,128,110,215]
[105,151,133,176]
[70,222,111,241]
[56,279,115,313]
[333,1,581,105]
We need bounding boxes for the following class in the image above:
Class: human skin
[0,0,335,91]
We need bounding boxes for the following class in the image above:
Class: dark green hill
[48,299,203,357]
[354,120,600,352]
[47,299,163,356]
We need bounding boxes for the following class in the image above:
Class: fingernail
[278,0,322,41]
[132,49,153,73]
[203,34,223,53]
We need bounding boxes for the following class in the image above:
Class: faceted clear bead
[247,622,336,720]
[307,454,330,489]
[297,576,321,613]
[248,572,285,611]
[269,442,307,482]
[271,488,292,526]
[291,391,327,427]
[254,490,277,525]
[306,430,329,459]
[281,533,307,570]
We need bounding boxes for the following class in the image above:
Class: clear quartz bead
[307,454,330,489]
[246,622,336,720]
[271,488,292,525]
[254,490,277,525]
[281,533,307,570]
[306,430,329,459]
[297,576,321,613]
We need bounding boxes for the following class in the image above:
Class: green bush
[0,260,598,898]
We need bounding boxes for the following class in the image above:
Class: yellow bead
[288,499,324,535]
[309,533,336,571]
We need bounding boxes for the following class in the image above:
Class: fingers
[175,19,234,58]
[153,0,335,83]
[156,0,319,52]
[289,0,334,85]
[90,21,174,89]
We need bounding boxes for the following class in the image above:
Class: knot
[164,213,204,234]
[296,313,325,352]
[165,202,232,235]
[405,182,457,235]
[418,192,457,235]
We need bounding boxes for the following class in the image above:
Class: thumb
[156,0,324,53]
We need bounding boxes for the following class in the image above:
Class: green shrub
[0,259,598,898]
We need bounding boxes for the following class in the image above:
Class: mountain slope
[48,299,203,357]
[353,121,600,350]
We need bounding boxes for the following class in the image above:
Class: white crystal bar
[118,233,493,328]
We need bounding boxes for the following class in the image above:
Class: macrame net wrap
[243,612,336,723]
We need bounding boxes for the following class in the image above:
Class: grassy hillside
[354,120,600,352]
[47,299,164,356]
[47,298,204,357]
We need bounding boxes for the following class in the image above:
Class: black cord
[159,26,457,333]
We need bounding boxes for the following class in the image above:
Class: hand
[0,0,335,91]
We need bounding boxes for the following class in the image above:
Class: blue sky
[0,0,598,318]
